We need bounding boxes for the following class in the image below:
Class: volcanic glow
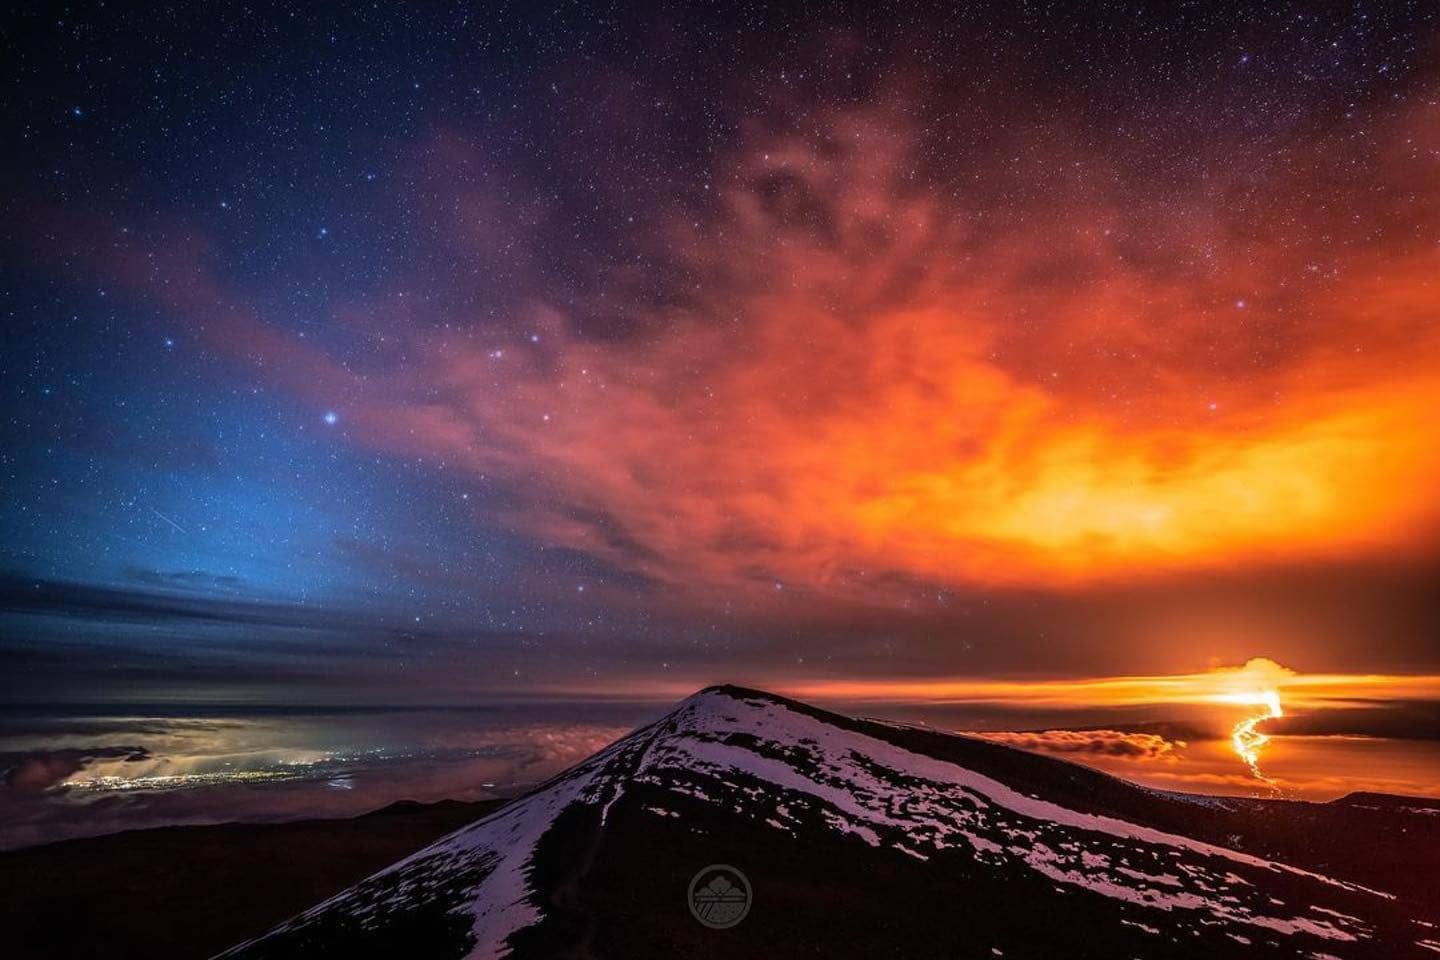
[398,127,1440,596]
[771,657,1440,785]
[1213,658,1291,781]
[778,658,1440,709]
[1229,692,1283,781]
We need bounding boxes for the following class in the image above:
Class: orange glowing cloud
[355,102,1440,597]
[95,97,1440,599]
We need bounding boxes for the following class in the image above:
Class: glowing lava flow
[1229,690,1284,781]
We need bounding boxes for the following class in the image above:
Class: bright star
[323,411,339,425]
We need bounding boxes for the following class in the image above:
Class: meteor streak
[150,507,188,535]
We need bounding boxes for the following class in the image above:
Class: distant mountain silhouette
[0,797,504,960]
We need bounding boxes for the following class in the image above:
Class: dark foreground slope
[220,686,1440,960]
[0,798,501,960]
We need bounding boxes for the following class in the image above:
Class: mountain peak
[220,687,1440,960]
[676,682,788,708]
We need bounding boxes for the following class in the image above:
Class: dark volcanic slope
[0,798,501,960]
[220,687,1440,960]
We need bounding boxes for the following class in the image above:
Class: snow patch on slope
[611,690,1388,944]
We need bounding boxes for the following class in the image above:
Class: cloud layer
[972,728,1184,761]
[2,746,150,796]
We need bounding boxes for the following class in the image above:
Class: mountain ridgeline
[218,686,1440,959]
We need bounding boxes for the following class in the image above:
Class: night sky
[5,1,1440,713]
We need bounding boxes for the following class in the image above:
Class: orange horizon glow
[771,658,1440,710]
[778,657,1440,789]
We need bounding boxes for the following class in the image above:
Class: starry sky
[5,1,1440,711]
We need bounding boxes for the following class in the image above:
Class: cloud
[0,713,635,850]
[76,79,1440,603]
[377,100,1440,598]
[972,729,1185,761]
[1,746,151,795]
[0,571,325,629]
[122,568,246,592]
[1269,700,1440,741]
[0,571,452,644]
[778,659,1440,712]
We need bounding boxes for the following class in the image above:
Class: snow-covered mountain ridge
[219,685,1440,959]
